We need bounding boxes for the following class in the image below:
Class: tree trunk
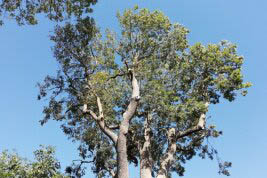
[140,113,153,178]
[117,68,140,178]
[117,130,129,178]
[156,128,177,178]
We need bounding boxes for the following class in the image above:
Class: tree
[38,7,251,178]
[0,146,68,178]
[0,0,98,26]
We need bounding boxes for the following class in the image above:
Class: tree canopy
[38,7,251,178]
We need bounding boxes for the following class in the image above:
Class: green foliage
[38,7,251,177]
[0,146,67,178]
[0,0,98,25]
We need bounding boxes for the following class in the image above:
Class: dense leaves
[38,7,251,177]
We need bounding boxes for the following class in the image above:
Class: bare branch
[73,159,95,164]
[83,102,118,144]
[107,71,126,81]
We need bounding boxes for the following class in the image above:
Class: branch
[157,128,177,178]
[73,159,95,164]
[120,68,140,134]
[108,125,120,130]
[157,103,209,178]
[107,71,126,81]
[176,102,209,140]
[83,98,118,144]
[97,96,103,118]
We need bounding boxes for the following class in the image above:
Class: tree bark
[117,69,140,178]
[140,113,153,178]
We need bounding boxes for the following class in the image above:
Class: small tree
[38,7,251,178]
[0,146,67,178]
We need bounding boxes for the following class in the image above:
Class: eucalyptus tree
[38,7,251,178]
[0,146,68,178]
[0,0,97,26]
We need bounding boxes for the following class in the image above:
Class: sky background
[0,0,266,178]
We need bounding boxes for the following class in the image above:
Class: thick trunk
[140,113,153,178]
[117,68,140,178]
[117,130,129,178]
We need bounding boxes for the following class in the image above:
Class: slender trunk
[140,113,153,178]
[156,128,176,178]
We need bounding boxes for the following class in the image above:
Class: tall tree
[38,7,251,178]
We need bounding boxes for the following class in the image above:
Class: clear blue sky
[0,0,266,178]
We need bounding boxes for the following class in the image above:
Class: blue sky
[0,0,266,178]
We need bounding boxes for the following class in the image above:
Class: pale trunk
[156,128,176,178]
[140,113,153,178]
[117,130,129,178]
[140,165,152,178]
[117,68,140,178]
